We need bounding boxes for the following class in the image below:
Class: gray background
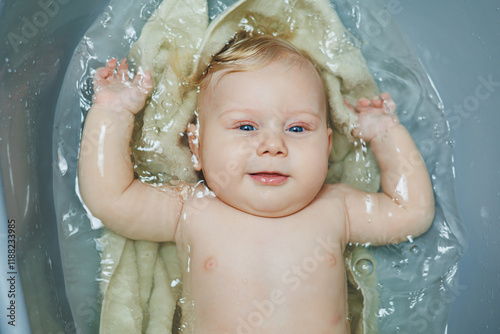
[382,0,500,332]
[0,0,498,333]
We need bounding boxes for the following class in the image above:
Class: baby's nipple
[324,253,336,266]
[204,256,218,272]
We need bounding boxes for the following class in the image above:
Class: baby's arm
[340,93,435,245]
[78,59,182,242]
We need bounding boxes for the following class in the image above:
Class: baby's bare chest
[174,190,350,331]
[178,198,346,299]
[190,228,340,286]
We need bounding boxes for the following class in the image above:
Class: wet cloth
[98,0,381,333]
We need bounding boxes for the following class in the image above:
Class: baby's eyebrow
[218,107,322,120]
[217,107,261,120]
[282,108,322,118]
[280,109,325,123]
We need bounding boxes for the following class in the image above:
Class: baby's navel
[204,256,218,272]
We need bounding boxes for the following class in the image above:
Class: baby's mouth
[249,172,289,185]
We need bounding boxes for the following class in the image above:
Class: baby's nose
[256,129,288,157]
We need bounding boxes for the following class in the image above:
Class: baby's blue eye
[288,126,305,133]
[238,124,255,131]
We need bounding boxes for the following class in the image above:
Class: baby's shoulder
[301,184,348,218]
[317,183,350,201]
[310,183,356,218]
[175,180,215,202]
[175,180,224,219]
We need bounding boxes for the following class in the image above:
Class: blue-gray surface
[383,1,500,333]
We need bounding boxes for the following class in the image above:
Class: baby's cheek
[234,137,255,155]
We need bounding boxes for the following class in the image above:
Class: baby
[78,34,434,333]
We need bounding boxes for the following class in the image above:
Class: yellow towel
[98,0,381,333]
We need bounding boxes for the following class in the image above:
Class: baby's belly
[181,254,350,334]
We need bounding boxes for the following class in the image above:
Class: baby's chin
[218,195,309,218]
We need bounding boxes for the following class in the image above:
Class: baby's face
[192,58,332,217]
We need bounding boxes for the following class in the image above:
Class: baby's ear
[187,123,202,171]
[327,127,333,154]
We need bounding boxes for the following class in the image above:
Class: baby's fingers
[133,69,153,93]
[355,98,374,113]
[94,58,116,83]
[94,67,111,82]
[117,58,129,81]
[380,92,392,101]
[381,94,396,114]
[371,96,384,108]
[94,59,116,81]
[358,98,371,108]
[93,58,118,86]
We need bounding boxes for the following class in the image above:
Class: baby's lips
[249,170,288,176]
[248,172,289,185]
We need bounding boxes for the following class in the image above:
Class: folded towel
[98,0,381,333]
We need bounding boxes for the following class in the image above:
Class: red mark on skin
[324,253,336,266]
[204,257,218,272]
[330,312,345,327]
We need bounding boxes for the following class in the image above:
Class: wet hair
[195,30,321,89]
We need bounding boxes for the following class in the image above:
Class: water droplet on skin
[355,258,373,276]
[241,278,248,286]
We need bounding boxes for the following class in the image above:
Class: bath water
[52,0,466,333]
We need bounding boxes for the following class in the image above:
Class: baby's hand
[346,93,399,142]
[92,58,153,115]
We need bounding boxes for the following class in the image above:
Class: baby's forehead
[202,54,324,93]
[197,57,328,120]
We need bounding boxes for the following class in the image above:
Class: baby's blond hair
[196,30,320,88]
